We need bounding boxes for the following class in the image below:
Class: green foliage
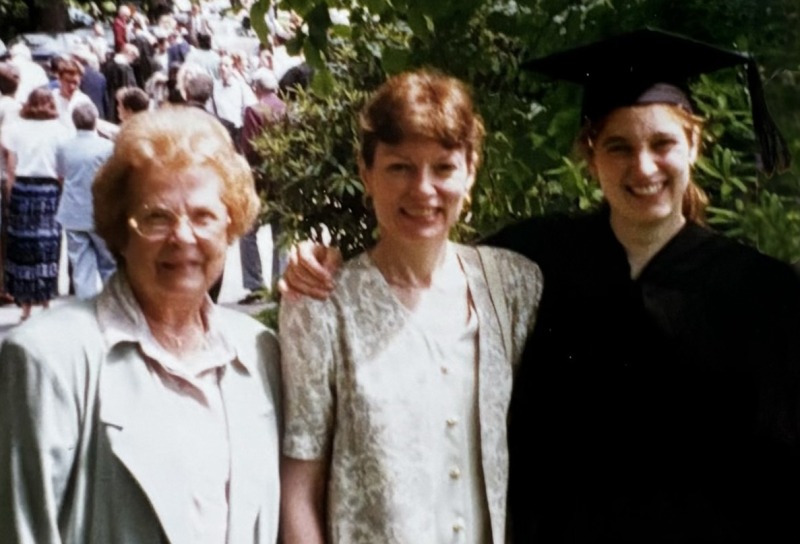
[248,0,800,267]
[247,4,406,259]
[690,71,800,260]
[0,0,32,39]
[0,0,107,38]
[251,84,375,260]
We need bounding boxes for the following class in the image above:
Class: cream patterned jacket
[281,243,543,543]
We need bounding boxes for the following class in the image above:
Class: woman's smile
[626,180,667,197]
[362,136,474,247]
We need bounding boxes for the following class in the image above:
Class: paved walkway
[0,225,278,342]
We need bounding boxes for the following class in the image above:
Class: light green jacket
[0,288,281,543]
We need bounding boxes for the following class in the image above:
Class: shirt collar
[97,273,242,378]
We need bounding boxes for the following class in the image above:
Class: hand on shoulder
[278,240,342,301]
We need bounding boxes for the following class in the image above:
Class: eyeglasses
[128,205,230,241]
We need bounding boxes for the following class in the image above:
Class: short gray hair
[181,66,214,103]
[72,101,99,130]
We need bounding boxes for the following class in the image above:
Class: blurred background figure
[103,43,139,123]
[8,43,48,103]
[0,88,71,321]
[52,57,93,130]
[184,32,220,79]
[87,22,110,66]
[166,61,185,104]
[211,54,256,146]
[71,44,110,121]
[238,67,286,303]
[145,71,170,109]
[151,27,170,74]
[116,86,150,123]
[130,20,158,90]
[0,62,21,306]
[230,49,252,84]
[187,1,214,47]
[167,27,191,67]
[55,102,116,299]
[112,4,132,53]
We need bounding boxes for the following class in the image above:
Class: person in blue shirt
[55,101,116,298]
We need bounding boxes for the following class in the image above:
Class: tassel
[746,58,792,176]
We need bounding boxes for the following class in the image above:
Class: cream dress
[280,243,543,544]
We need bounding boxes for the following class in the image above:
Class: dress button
[441,366,449,375]
[446,417,458,427]
[453,521,464,532]
[449,466,461,479]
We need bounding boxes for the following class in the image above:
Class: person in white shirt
[210,54,256,132]
[0,88,72,321]
[8,43,48,103]
[52,57,94,131]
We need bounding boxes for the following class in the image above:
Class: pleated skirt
[4,177,61,304]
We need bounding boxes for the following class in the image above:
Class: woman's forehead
[597,104,683,134]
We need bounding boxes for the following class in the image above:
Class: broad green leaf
[381,46,410,74]
[310,67,335,96]
[250,0,271,46]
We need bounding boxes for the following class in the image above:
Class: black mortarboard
[523,28,791,176]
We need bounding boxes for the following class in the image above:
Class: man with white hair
[237,67,288,303]
[0,62,21,305]
[210,55,256,136]
[55,102,116,298]
[8,43,48,102]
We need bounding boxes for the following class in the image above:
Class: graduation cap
[523,28,791,176]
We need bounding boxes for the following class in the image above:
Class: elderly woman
[0,87,72,321]
[0,107,281,543]
[279,70,542,544]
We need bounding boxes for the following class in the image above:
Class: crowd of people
[0,0,308,320]
[1,18,800,544]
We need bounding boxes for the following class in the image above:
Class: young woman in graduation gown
[498,30,800,544]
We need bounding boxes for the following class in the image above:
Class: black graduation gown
[489,208,800,543]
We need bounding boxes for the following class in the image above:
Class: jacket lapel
[99,343,194,544]
[458,245,513,544]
